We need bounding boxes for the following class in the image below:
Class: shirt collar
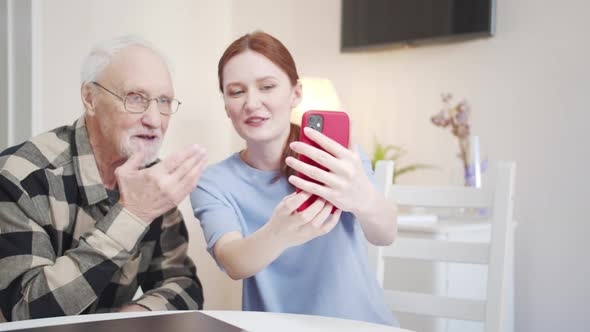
[71,115,109,205]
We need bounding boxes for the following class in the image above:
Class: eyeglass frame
[91,81,181,115]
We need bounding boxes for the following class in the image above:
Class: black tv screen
[341,0,495,51]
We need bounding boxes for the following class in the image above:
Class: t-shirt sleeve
[190,183,242,262]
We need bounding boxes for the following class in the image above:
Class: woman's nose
[244,91,262,111]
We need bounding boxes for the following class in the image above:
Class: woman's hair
[218,31,301,180]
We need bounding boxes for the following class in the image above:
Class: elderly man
[0,36,207,321]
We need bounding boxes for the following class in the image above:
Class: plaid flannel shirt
[0,115,203,321]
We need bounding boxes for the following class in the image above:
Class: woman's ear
[81,83,96,116]
[291,81,302,109]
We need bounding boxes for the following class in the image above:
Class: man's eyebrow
[156,92,174,99]
[125,87,173,99]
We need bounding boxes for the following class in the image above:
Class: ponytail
[275,123,300,182]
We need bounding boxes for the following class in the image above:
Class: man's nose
[140,100,163,128]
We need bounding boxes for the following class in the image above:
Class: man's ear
[81,83,96,116]
[291,81,302,109]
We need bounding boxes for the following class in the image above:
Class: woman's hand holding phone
[266,190,342,249]
[212,190,341,280]
[286,126,377,216]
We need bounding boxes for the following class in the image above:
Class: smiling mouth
[133,134,159,142]
[245,117,269,125]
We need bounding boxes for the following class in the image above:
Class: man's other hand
[116,144,208,223]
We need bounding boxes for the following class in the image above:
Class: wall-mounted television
[341,0,496,51]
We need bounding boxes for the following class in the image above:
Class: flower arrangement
[431,93,486,186]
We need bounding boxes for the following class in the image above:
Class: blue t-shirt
[190,151,397,326]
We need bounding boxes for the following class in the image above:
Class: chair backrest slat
[382,237,490,264]
[390,185,493,208]
[384,290,486,321]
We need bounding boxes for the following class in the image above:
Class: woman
[190,31,398,326]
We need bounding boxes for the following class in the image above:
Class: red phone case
[296,110,350,212]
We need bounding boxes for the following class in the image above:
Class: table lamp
[291,77,343,126]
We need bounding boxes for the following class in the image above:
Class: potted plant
[371,140,434,184]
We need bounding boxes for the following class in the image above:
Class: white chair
[371,160,516,332]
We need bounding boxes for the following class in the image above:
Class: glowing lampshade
[291,77,342,126]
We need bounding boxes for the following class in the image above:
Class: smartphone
[296,110,350,212]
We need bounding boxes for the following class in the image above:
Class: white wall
[41,0,241,310]
[232,0,590,331]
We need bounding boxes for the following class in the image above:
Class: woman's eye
[229,90,244,96]
[261,84,275,91]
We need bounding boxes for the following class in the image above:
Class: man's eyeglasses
[92,82,181,115]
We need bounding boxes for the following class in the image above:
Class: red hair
[218,31,300,180]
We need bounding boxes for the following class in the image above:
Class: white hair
[80,35,174,84]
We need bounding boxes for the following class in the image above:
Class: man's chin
[123,145,160,167]
[141,154,158,167]
[140,148,160,165]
